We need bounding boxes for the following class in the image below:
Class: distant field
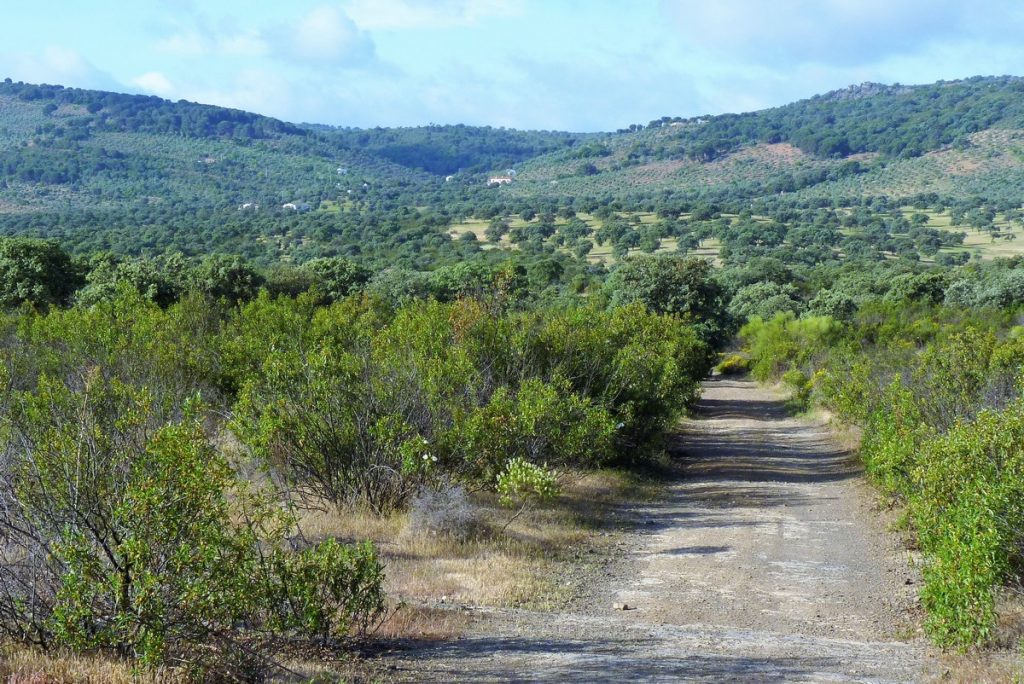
[901,208,1024,260]
[447,211,722,265]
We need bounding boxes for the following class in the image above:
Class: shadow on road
[385,635,846,683]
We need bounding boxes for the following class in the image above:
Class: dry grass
[0,645,179,683]
[300,469,651,619]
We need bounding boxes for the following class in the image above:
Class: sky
[2,1,1024,131]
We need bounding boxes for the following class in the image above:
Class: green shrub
[0,370,385,669]
[497,458,560,509]
[781,368,812,411]
[740,313,842,382]
[911,404,1024,648]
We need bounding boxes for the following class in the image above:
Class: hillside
[506,76,1024,204]
[2,76,1024,263]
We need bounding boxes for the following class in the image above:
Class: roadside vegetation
[0,244,718,679]
[741,296,1024,650]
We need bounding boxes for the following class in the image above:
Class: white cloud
[1,46,119,90]
[154,27,266,58]
[154,31,207,56]
[345,0,520,30]
[130,71,175,96]
[276,5,375,66]
[658,0,1020,67]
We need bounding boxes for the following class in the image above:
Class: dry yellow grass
[0,645,179,683]
[299,469,650,618]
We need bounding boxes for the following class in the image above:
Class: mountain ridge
[2,74,1024,261]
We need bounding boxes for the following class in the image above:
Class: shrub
[497,458,560,509]
[912,403,1024,647]
[0,370,384,669]
[740,313,842,382]
[405,484,484,540]
[781,368,812,411]
[716,353,749,375]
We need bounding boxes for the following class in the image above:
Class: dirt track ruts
[384,377,934,682]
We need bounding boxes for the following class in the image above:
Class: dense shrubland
[0,243,719,675]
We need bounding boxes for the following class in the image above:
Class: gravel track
[383,377,934,682]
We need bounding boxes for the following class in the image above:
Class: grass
[0,645,178,683]
[300,468,652,615]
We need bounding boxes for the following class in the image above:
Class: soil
[376,377,937,682]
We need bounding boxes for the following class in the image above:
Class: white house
[282,201,311,212]
[487,176,513,186]
[238,202,260,211]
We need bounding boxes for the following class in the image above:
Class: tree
[728,281,804,322]
[302,256,371,303]
[0,238,82,309]
[191,254,265,304]
[605,254,732,348]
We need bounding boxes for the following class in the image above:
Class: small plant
[405,483,485,541]
[496,458,560,532]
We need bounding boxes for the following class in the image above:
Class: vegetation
[0,241,719,675]
[5,73,1024,671]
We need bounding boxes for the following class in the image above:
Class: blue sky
[3,1,1024,131]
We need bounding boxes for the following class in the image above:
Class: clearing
[378,377,934,682]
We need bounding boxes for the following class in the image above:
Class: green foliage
[260,539,385,640]
[231,297,709,510]
[0,369,384,668]
[728,281,804,322]
[497,458,560,508]
[780,368,813,412]
[605,254,731,348]
[302,256,371,303]
[739,313,843,382]
[912,404,1024,647]
[192,254,266,304]
[0,238,81,309]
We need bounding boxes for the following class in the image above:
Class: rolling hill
[1,76,1024,263]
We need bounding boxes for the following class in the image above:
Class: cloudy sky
[2,1,1024,131]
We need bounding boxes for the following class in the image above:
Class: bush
[232,299,711,509]
[405,484,484,540]
[716,353,749,375]
[740,313,843,382]
[0,370,384,669]
[912,403,1024,647]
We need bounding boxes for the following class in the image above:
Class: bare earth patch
[379,378,937,682]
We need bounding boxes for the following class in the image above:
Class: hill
[505,75,1024,204]
[2,76,1024,265]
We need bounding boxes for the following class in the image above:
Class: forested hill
[3,75,1024,261]
[645,75,1024,160]
[319,125,589,175]
[512,75,1024,204]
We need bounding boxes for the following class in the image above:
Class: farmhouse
[282,201,311,212]
[487,176,513,186]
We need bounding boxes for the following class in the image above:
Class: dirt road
[385,377,933,682]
